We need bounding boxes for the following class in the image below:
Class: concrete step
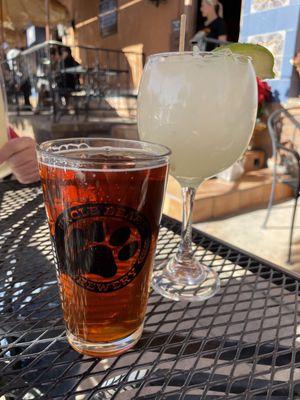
[163,169,293,222]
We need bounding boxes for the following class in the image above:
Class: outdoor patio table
[0,180,300,399]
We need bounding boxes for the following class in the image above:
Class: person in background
[0,129,39,184]
[194,0,227,51]
[36,46,61,112]
[20,78,32,110]
[54,46,80,106]
[19,47,32,110]
[6,47,32,110]
[60,46,80,92]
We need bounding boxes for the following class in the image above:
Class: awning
[3,26,26,47]
[1,0,69,31]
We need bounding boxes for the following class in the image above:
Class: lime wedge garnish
[213,43,275,79]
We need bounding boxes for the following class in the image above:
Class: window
[99,0,118,38]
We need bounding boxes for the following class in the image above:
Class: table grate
[0,181,300,399]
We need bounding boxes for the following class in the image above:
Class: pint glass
[37,138,170,357]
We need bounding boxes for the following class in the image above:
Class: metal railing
[1,40,144,120]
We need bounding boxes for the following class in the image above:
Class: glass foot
[152,259,220,302]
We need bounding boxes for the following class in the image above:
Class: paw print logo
[65,220,140,279]
[54,204,151,293]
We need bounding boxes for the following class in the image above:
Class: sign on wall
[251,0,289,13]
[248,31,286,78]
[99,0,118,37]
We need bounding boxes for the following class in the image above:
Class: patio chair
[262,107,300,263]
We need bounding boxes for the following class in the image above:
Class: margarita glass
[138,51,257,301]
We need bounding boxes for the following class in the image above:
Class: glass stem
[176,186,196,263]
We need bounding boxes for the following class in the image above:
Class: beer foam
[40,161,168,172]
[50,142,90,153]
[39,146,168,172]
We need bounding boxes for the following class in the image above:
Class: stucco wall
[239,0,300,101]
[73,0,184,59]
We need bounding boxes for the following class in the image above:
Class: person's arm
[218,34,227,42]
[0,137,40,184]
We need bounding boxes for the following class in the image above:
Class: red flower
[257,77,271,105]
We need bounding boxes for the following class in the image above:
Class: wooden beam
[45,0,50,41]
[0,0,4,59]
[0,0,4,44]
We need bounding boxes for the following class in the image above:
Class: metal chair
[263,107,300,263]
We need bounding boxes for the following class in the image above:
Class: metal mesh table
[0,180,300,399]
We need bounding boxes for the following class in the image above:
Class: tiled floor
[163,169,293,222]
[164,169,300,274]
[194,199,300,276]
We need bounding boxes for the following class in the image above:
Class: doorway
[195,0,242,42]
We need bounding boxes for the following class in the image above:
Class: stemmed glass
[138,51,257,301]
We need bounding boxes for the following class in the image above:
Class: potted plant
[248,77,274,159]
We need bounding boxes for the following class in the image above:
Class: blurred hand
[0,137,40,184]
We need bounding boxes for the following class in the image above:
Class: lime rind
[213,43,275,79]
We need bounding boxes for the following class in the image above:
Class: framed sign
[99,0,118,38]
[251,0,289,13]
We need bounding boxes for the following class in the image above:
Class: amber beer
[37,138,170,357]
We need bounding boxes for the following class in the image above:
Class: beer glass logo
[54,204,151,293]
